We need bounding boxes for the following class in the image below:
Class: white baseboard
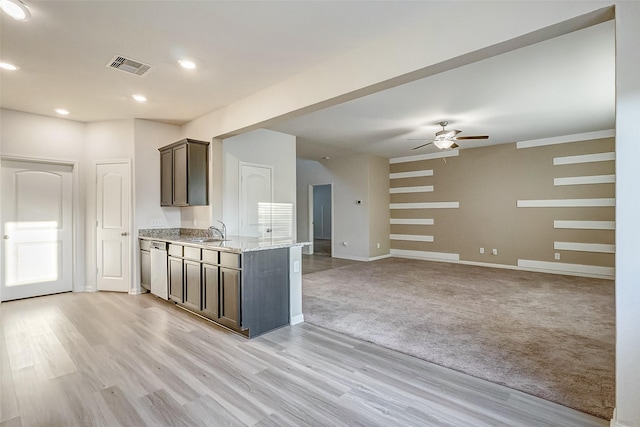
[333,253,392,262]
[290,314,305,325]
[518,259,614,280]
[129,288,145,295]
[390,249,460,261]
[369,254,392,261]
[609,409,628,427]
[389,254,614,280]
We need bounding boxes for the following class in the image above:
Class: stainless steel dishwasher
[149,241,168,300]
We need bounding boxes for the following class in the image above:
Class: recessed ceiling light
[132,94,147,102]
[0,62,19,71]
[179,59,196,70]
[0,0,31,21]
[55,108,69,116]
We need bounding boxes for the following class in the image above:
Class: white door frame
[307,183,334,256]
[0,155,80,301]
[95,159,133,293]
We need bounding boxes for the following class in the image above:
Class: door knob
[2,235,8,240]
[121,232,129,236]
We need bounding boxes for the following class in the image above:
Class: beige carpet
[302,258,615,419]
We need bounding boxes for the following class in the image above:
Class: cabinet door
[160,149,173,206]
[183,260,202,311]
[219,267,241,330]
[202,263,219,320]
[168,256,183,303]
[172,144,188,206]
[140,250,151,290]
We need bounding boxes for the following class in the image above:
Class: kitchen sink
[186,237,227,243]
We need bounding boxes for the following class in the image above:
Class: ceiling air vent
[106,55,152,76]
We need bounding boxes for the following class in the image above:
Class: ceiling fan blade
[412,142,433,150]
[454,135,489,140]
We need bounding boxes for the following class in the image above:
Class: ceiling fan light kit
[0,0,31,21]
[433,138,455,149]
[411,120,488,151]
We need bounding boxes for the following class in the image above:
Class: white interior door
[96,162,130,292]
[240,164,273,238]
[1,160,73,301]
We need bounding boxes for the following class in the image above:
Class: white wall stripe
[391,249,459,261]
[390,234,434,242]
[390,170,433,179]
[554,241,615,254]
[554,220,615,230]
[390,202,460,209]
[516,129,615,149]
[390,150,459,164]
[554,174,615,186]
[518,259,614,279]
[390,185,434,194]
[390,218,434,225]
[517,198,615,208]
[553,152,615,165]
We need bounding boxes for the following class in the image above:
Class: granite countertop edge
[138,231,308,253]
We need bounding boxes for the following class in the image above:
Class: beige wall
[368,156,391,257]
[297,154,389,261]
[390,135,615,278]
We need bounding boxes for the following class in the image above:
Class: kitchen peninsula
[139,228,306,338]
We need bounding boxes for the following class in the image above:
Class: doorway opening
[310,184,333,256]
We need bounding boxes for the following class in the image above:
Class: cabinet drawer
[202,249,219,265]
[139,239,151,251]
[220,252,241,269]
[184,246,201,261]
[168,244,183,257]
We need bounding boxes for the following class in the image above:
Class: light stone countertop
[139,234,309,253]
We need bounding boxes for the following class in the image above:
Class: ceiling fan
[409,121,489,150]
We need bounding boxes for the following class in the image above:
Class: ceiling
[1,2,614,159]
[0,1,439,124]
[272,20,615,159]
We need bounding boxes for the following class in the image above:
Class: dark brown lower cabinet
[163,244,288,338]
[201,263,219,320]
[183,259,202,312]
[218,267,241,330]
[168,256,183,303]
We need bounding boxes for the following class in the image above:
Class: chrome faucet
[208,220,227,240]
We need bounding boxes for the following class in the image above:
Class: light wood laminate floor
[0,292,607,427]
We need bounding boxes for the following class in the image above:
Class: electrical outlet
[491,248,498,255]
[293,260,300,273]
[480,247,485,254]
[555,252,561,260]
[377,243,381,249]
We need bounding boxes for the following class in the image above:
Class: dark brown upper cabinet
[159,138,209,207]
